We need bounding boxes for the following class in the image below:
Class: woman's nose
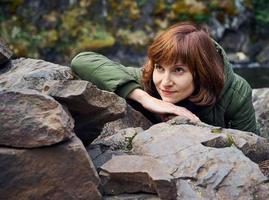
[161,73,173,87]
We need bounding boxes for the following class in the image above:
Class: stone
[88,127,142,170]
[93,127,143,151]
[101,104,152,138]
[0,58,74,91]
[227,52,250,64]
[42,80,127,144]
[0,39,12,66]
[97,117,269,199]
[103,194,160,200]
[0,89,74,148]
[0,136,101,200]
[220,31,249,52]
[256,42,269,64]
[252,88,269,138]
[131,119,269,199]
[100,155,177,200]
[87,144,127,171]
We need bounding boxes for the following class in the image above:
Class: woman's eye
[174,67,184,73]
[154,64,164,71]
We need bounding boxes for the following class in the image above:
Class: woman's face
[152,61,195,104]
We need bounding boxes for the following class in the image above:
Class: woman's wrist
[127,88,149,105]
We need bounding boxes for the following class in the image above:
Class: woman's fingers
[173,106,200,122]
[135,92,200,122]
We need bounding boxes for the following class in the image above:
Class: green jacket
[71,46,259,135]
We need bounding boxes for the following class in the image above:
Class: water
[234,67,269,89]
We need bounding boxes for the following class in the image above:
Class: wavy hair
[142,22,224,106]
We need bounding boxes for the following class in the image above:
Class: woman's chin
[161,97,178,104]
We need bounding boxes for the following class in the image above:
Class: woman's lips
[160,89,176,96]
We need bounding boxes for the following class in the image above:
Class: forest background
[1,0,269,87]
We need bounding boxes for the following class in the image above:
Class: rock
[42,80,126,115]
[87,144,127,170]
[42,80,127,144]
[256,42,269,64]
[103,194,160,200]
[88,127,143,170]
[252,88,269,138]
[98,117,269,199]
[93,127,143,151]
[0,136,102,200]
[0,39,12,66]
[101,104,152,138]
[0,89,74,148]
[227,52,250,64]
[100,155,177,200]
[0,58,74,91]
[220,31,250,53]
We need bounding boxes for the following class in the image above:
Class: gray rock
[100,155,177,200]
[0,58,74,91]
[87,144,127,170]
[103,194,160,200]
[253,88,269,138]
[132,119,269,199]
[88,127,143,170]
[0,40,12,66]
[43,80,126,115]
[93,127,143,151]
[220,31,249,53]
[42,80,127,144]
[0,89,74,148]
[0,136,101,200]
[256,42,269,64]
[101,104,152,138]
[98,117,269,200]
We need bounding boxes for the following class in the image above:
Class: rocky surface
[253,88,269,138]
[96,118,269,200]
[0,136,101,200]
[0,58,75,91]
[101,104,152,138]
[0,89,74,148]
[43,79,152,144]
[104,194,160,200]
[0,40,12,66]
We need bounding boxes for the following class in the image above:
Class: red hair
[142,22,224,106]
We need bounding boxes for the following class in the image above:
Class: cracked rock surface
[96,117,269,200]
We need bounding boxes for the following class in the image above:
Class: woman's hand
[128,88,200,122]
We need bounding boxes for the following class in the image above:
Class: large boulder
[256,42,269,66]
[0,89,74,148]
[100,104,152,139]
[0,136,101,200]
[0,39,12,66]
[42,80,128,144]
[252,88,269,138]
[0,58,75,91]
[42,79,152,144]
[96,117,269,200]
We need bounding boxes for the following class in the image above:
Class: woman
[71,22,259,135]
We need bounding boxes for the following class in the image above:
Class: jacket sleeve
[226,74,260,135]
[70,52,143,99]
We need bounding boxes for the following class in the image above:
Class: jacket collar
[214,40,235,100]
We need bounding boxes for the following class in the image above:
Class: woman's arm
[71,51,143,99]
[128,88,200,122]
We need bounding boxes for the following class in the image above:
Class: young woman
[71,22,259,135]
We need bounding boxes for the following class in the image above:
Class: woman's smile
[160,89,177,96]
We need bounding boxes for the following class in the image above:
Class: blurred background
[1,0,269,87]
